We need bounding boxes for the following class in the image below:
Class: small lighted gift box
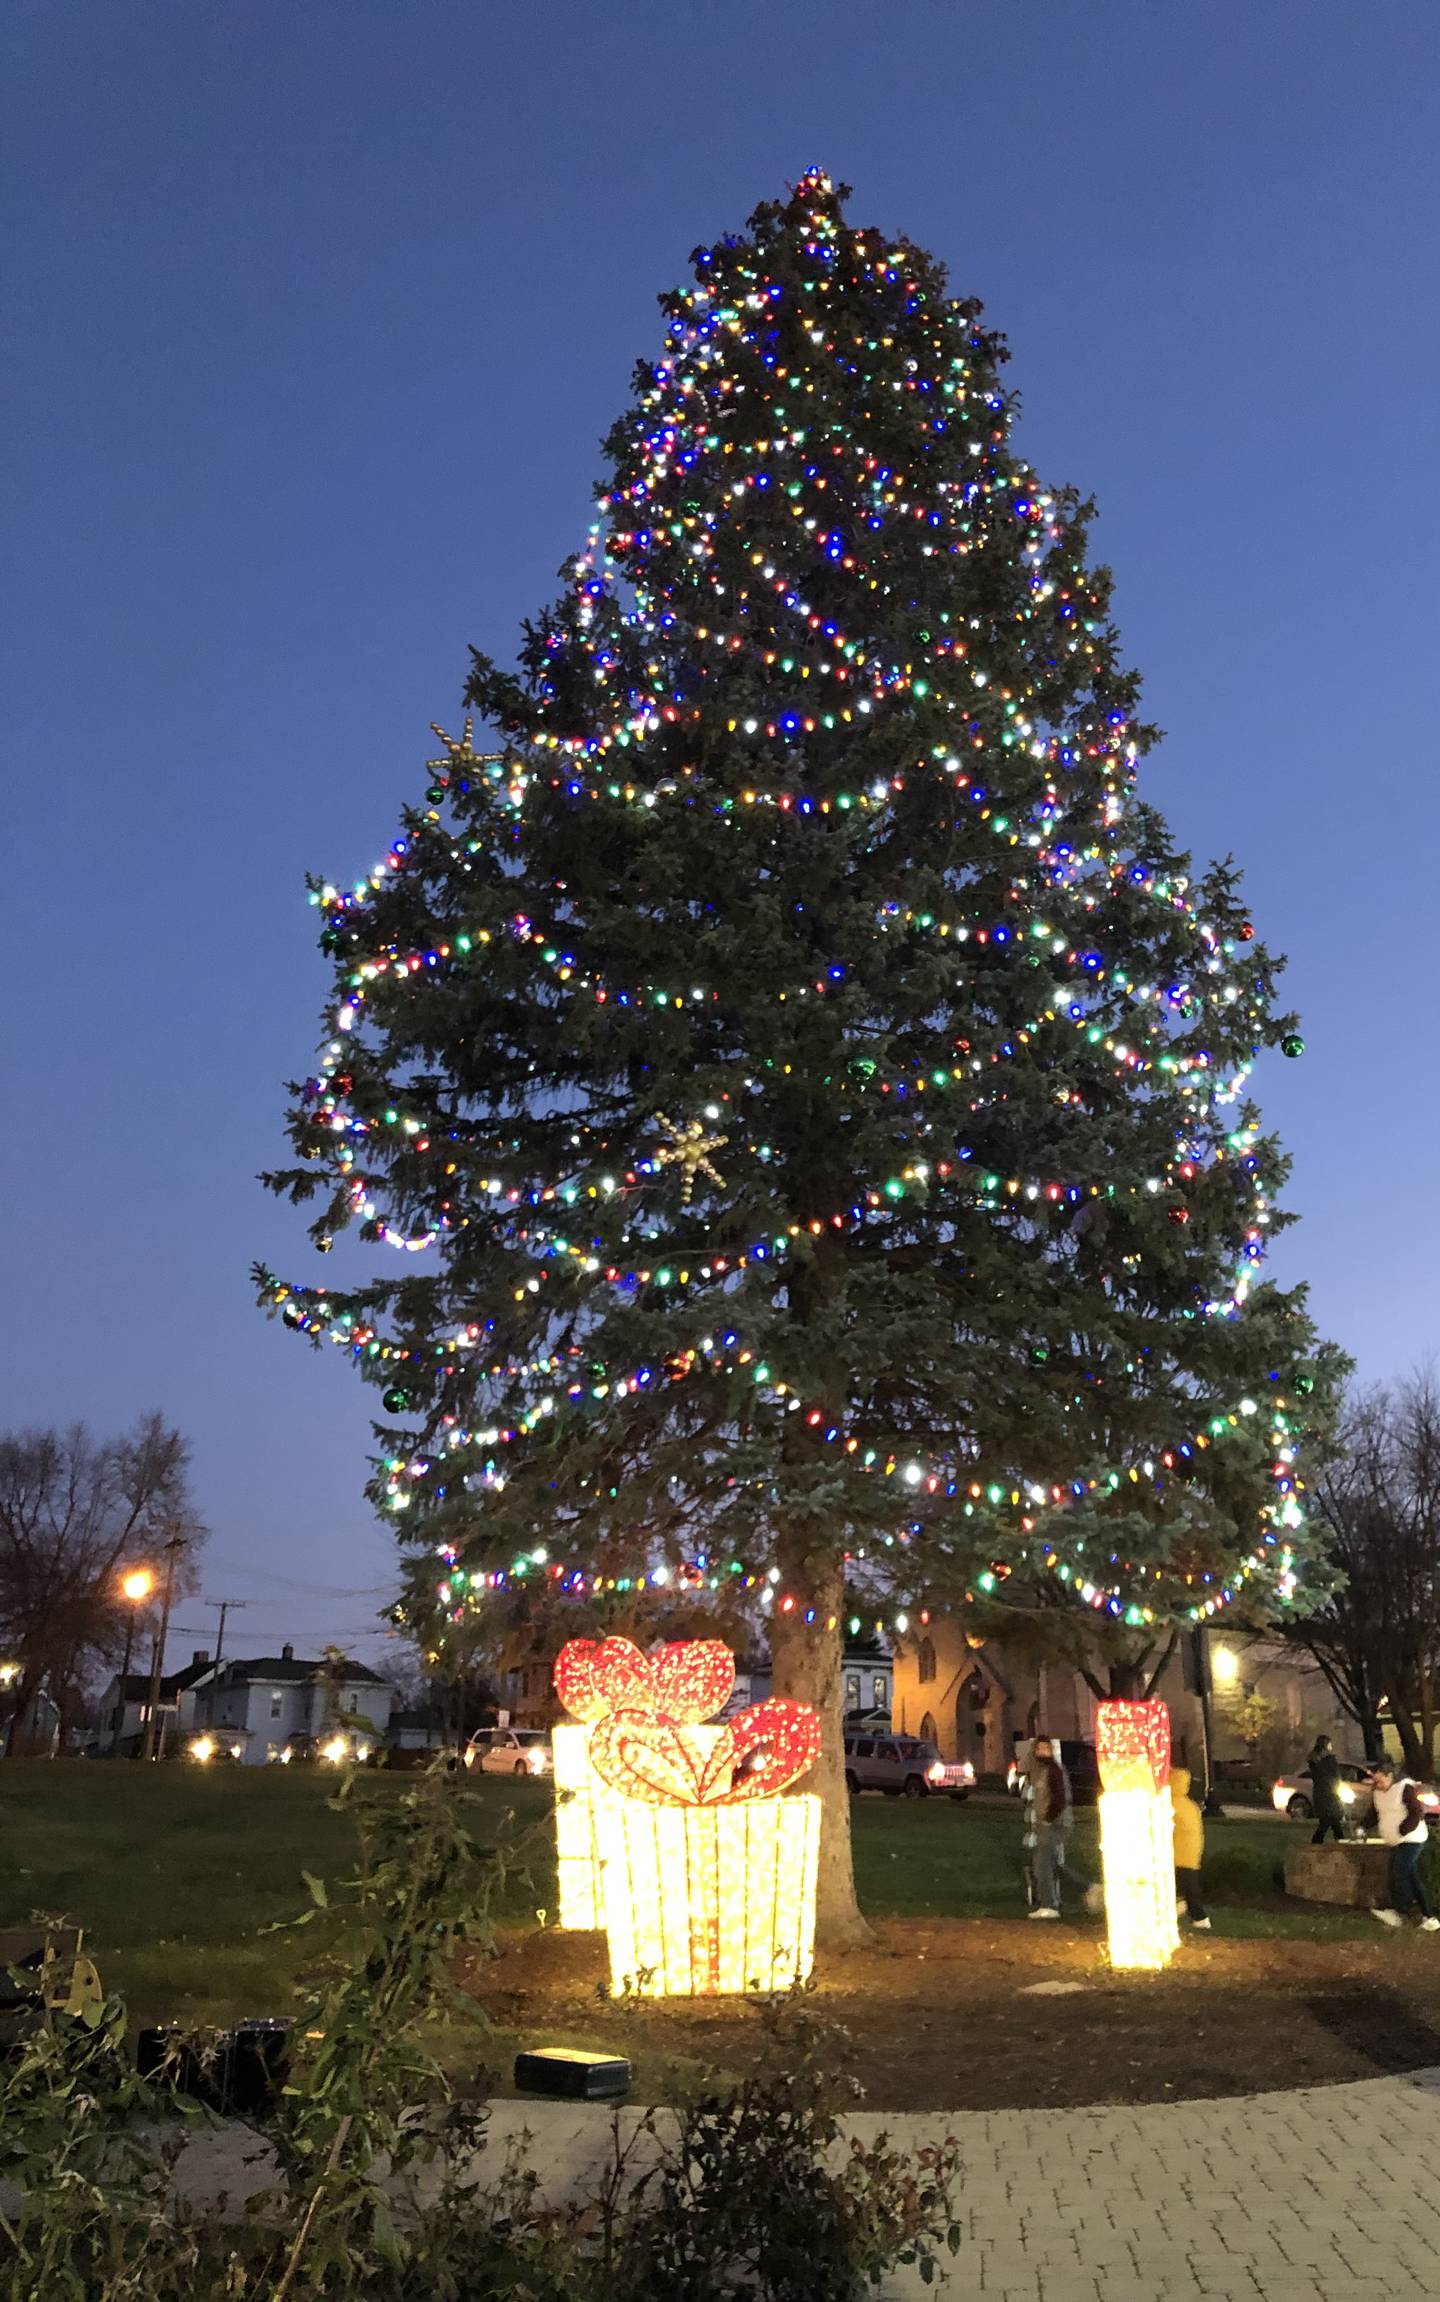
[551,1635,821,1996]
[1095,1698,1179,1972]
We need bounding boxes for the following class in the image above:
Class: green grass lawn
[0,1760,548,2022]
[846,1789,1380,1938]
[0,1763,1377,2025]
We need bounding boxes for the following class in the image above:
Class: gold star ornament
[429,717,499,771]
[654,1110,728,1205]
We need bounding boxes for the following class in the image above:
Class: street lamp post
[113,1568,155,1755]
[140,1537,185,1764]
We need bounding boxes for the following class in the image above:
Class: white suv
[464,1727,553,1778]
[844,1733,974,1801]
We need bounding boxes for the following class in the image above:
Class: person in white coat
[1368,1760,1438,1930]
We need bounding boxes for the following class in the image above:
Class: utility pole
[205,1599,248,1669]
[141,1534,186,1764]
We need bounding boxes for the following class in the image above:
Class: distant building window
[346,1691,358,1712]
[270,1691,282,1719]
[872,1675,887,1710]
[920,1711,937,1745]
[844,1674,861,1709]
[917,1638,937,1684]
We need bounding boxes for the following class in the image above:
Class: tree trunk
[767,1529,870,1950]
[1382,1674,1424,1775]
[1143,1631,1179,1699]
[1417,1665,1437,1775]
[2,1668,41,1758]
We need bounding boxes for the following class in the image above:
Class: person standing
[1022,1735,1092,1919]
[1170,1765,1211,1930]
[1367,1759,1439,1931]
[1305,1735,1348,1845]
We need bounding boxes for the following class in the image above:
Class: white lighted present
[551,1634,739,1931]
[1095,1697,1180,1972]
[550,1634,822,1993]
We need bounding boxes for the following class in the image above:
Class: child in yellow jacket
[1171,1766,1210,1931]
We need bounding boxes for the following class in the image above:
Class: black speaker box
[513,2046,631,2100]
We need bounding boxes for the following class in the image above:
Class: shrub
[0,1768,962,2300]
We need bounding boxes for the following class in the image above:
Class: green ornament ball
[1281,1033,1305,1058]
[282,1304,304,1329]
[382,1386,412,1415]
[426,784,446,805]
[1293,1371,1316,1397]
[1029,1344,1049,1364]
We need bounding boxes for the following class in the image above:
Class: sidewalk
[478,2065,1440,2300]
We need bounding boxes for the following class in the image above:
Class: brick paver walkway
[484,2065,1440,2299]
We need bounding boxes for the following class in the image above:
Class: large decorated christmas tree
[260,172,1319,1940]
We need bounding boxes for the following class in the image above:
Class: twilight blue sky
[3,3,1437,1666]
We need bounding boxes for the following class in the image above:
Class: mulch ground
[462,1918,1440,2111]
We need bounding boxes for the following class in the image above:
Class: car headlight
[1339,1783,1356,1805]
[927,1761,946,1783]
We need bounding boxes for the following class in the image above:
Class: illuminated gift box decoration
[551,1635,822,1994]
[1096,1698,1180,1971]
[551,1637,735,1930]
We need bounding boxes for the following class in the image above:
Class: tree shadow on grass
[1303,1984,1440,2077]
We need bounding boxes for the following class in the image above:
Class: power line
[201,1560,397,1597]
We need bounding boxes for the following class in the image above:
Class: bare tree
[1287,1374,1440,1773]
[0,1416,206,1753]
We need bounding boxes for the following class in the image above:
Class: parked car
[1006,1738,1100,1807]
[1272,1761,1440,1824]
[843,1733,974,1800]
[464,1726,553,1778]
[276,1729,376,1766]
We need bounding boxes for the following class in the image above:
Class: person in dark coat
[1021,1735,1096,1918]
[1305,1735,1347,1845]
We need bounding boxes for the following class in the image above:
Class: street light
[113,1568,156,1755]
[140,1534,186,1763]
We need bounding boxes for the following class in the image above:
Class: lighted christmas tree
[259,172,1320,1942]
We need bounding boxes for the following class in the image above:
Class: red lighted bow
[590,1700,822,1807]
[554,1635,734,1726]
[553,1634,821,1805]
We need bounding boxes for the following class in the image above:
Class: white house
[725,1642,893,1721]
[95,1650,215,1757]
[193,1647,394,1765]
